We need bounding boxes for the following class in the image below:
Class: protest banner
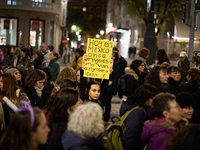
[84,38,113,79]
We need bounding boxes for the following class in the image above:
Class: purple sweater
[141,120,177,150]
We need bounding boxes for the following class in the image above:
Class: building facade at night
[0,0,68,51]
[106,0,200,58]
[68,0,107,20]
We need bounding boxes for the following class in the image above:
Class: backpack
[118,74,129,98]
[107,106,147,150]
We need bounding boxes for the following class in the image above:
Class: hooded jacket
[125,67,145,97]
[141,120,177,150]
[120,101,152,150]
[62,130,107,150]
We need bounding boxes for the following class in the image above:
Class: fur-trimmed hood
[125,67,139,81]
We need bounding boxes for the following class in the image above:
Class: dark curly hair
[145,65,169,92]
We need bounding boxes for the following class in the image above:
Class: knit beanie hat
[4,68,18,74]
[176,92,196,108]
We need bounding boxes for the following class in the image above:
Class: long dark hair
[130,59,143,75]
[145,65,169,92]
[50,88,80,123]
[0,73,21,103]
[156,49,170,64]
[126,84,159,106]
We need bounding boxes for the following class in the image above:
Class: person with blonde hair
[62,103,106,150]
[51,67,76,94]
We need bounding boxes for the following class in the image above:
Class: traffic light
[180,2,189,25]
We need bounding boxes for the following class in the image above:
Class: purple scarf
[161,83,168,91]
[49,60,53,66]
[0,55,4,63]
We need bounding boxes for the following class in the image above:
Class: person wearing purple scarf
[145,65,169,92]
[0,50,13,71]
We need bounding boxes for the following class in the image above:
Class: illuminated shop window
[0,18,18,46]
[29,20,44,49]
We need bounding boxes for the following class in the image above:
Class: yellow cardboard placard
[84,38,113,79]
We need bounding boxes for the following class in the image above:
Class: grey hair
[152,93,176,118]
[67,102,104,138]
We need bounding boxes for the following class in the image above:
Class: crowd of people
[0,43,200,150]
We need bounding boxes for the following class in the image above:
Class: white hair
[67,102,104,138]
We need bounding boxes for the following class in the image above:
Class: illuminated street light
[76,31,79,35]
[96,34,100,38]
[72,25,76,31]
[100,30,104,35]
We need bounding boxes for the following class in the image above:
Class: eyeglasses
[140,64,145,67]
[170,104,180,109]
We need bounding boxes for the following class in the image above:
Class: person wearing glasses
[125,59,146,97]
[141,93,182,150]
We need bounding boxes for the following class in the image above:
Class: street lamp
[100,30,104,35]
[167,32,170,55]
[96,34,100,38]
[100,30,104,39]
[76,31,79,35]
[72,25,76,31]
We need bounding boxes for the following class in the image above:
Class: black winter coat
[174,81,200,123]
[116,56,127,77]
[168,77,180,94]
[23,86,50,109]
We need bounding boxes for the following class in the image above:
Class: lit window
[0,18,18,46]
[83,7,87,11]
[7,0,11,5]
[29,20,44,48]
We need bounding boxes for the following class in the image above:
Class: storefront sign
[32,21,40,31]
[84,38,113,79]
[4,20,10,29]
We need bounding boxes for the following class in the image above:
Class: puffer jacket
[141,120,177,150]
